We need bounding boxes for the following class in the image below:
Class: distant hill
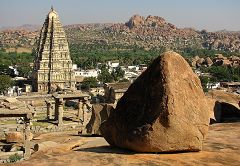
[0,24,41,32]
[0,15,240,53]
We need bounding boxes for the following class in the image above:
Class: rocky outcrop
[230,56,240,61]
[191,56,214,68]
[207,90,240,106]
[205,57,213,67]
[125,15,168,29]
[86,104,115,135]
[5,132,23,143]
[100,51,209,152]
[125,15,145,28]
[196,58,205,67]
[206,90,240,123]
[191,54,240,68]
[191,56,200,68]
[206,98,222,123]
[144,15,166,27]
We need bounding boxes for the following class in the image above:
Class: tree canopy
[0,75,14,94]
[81,77,98,89]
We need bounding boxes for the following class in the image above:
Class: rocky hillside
[0,15,240,53]
[102,15,202,50]
[0,29,38,49]
[191,54,240,68]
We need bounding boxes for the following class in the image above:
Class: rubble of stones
[0,97,82,163]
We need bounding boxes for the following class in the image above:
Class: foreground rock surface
[100,51,209,152]
[8,123,240,166]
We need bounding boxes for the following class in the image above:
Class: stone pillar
[57,98,64,126]
[24,118,31,159]
[54,100,59,121]
[82,101,87,124]
[46,102,52,120]
[77,99,83,121]
[63,100,66,109]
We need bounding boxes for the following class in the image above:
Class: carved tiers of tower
[32,7,75,93]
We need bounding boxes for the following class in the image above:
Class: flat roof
[221,82,240,86]
[105,82,131,90]
[0,109,35,118]
[53,93,90,99]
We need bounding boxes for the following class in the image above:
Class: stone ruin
[0,98,35,160]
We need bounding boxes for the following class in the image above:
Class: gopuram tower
[32,7,75,93]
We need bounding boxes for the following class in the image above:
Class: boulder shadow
[36,119,56,125]
[220,102,240,123]
[75,145,135,155]
[63,117,73,121]
[76,145,195,155]
[68,134,102,137]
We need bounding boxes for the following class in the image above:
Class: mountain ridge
[0,14,240,53]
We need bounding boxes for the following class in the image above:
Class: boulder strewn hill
[1,15,240,52]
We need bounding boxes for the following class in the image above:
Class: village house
[104,82,131,104]
[220,82,240,91]
[74,69,99,78]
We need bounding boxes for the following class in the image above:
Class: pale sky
[0,0,239,31]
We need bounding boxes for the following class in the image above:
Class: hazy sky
[0,0,239,31]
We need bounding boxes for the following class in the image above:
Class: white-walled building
[207,82,220,89]
[9,66,19,76]
[7,86,22,96]
[127,65,139,71]
[74,69,99,78]
[72,64,78,70]
[107,61,119,68]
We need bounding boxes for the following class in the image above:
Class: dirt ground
[4,122,240,166]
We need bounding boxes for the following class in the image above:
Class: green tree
[98,67,113,83]
[0,75,14,94]
[0,64,14,76]
[111,67,125,81]
[18,66,32,78]
[199,76,209,92]
[81,77,98,89]
[207,66,230,81]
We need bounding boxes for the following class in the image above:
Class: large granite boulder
[100,51,209,152]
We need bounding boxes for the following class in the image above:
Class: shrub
[8,153,22,163]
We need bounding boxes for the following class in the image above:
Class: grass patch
[32,121,51,128]
[8,153,22,163]
[0,120,17,125]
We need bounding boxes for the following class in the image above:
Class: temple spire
[51,6,54,11]
[32,8,75,92]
